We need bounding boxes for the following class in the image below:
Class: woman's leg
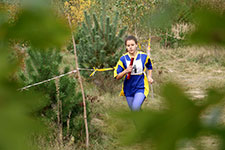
[131,92,145,111]
[126,96,134,110]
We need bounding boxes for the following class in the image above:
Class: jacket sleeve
[114,56,125,78]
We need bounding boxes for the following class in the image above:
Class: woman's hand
[147,69,153,84]
[148,77,154,84]
[125,65,133,74]
[116,65,133,80]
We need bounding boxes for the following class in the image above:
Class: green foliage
[145,0,194,30]
[119,83,225,150]
[139,0,194,48]
[6,0,70,48]
[0,65,46,150]
[19,48,87,140]
[0,0,71,149]
[76,6,127,71]
[190,8,225,47]
[142,0,225,47]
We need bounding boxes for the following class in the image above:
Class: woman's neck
[129,51,137,58]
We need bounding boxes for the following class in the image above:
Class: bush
[19,48,89,141]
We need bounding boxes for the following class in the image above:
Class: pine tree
[76,0,127,72]
[19,48,89,141]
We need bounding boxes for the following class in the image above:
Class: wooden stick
[67,16,89,149]
[55,78,63,146]
[67,111,71,139]
[147,37,154,100]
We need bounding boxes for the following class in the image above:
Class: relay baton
[127,57,134,80]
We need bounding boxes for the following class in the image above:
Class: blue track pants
[126,92,145,111]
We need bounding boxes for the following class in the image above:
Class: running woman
[114,35,153,111]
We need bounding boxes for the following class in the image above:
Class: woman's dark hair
[125,35,138,45]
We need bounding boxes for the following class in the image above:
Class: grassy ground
[44,46,225,150]
[87,46,225,150]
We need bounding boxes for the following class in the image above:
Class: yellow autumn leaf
[64,1,69,7]
[64,0,94,28]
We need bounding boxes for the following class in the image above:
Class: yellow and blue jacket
[114,51,153,97]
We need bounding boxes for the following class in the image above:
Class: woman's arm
[147,69,154,84]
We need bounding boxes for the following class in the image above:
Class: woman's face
[126,40,137,55]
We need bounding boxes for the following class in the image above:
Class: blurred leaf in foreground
[0,48,46,150]
[7,0,70,48]
[0,0,72,149]
[142,0,225,47]
[142,0,194,30]
[189,8,225,47]
[118,83,225,150]
[0,83,47,150]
